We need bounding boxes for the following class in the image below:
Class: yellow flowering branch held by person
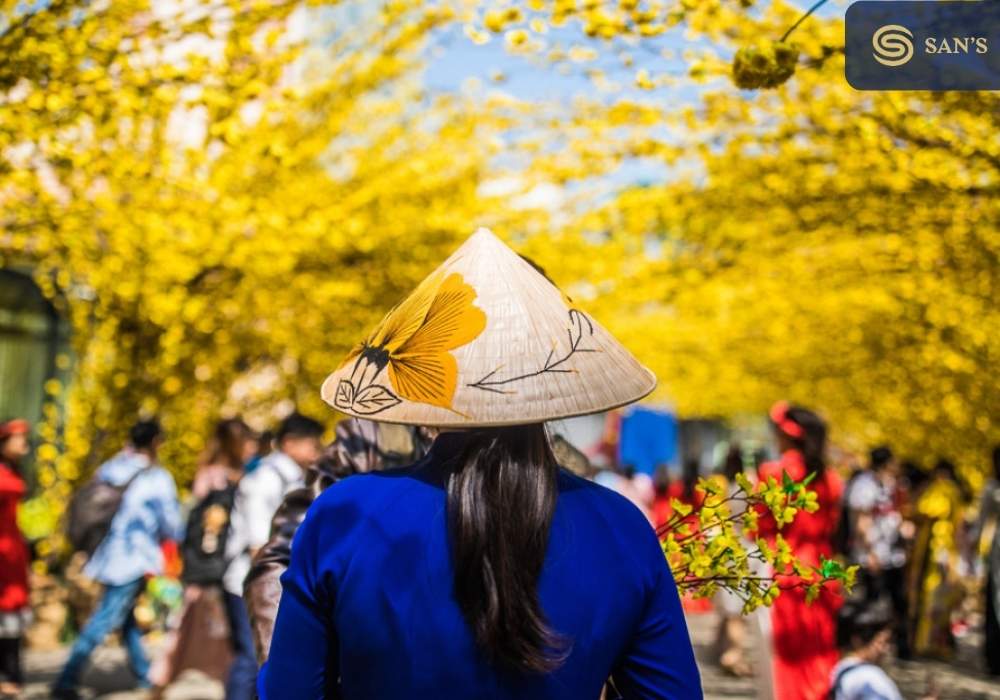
[659,470,856,612]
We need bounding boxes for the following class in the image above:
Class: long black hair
[446,424,569,674]
[784,406,828,474]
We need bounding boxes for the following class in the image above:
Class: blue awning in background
[618,406,677,476]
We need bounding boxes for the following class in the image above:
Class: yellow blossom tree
[490,0,998,482]
[0,0,553,539]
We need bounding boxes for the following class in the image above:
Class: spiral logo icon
[872,24,914,66]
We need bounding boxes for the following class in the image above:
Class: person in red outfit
[759,402,844,700]
[0,419,31,698]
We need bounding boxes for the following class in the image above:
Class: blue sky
[420,1,850,189]
[425,0,850,99]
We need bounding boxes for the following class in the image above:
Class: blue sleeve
[611,525,703,700]
[258,495,340,700]
[152,471,182,542]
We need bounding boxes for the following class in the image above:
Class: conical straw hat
[321,228,656,427]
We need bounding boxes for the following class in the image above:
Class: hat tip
[460,227,509,252]
[471,226,499,241]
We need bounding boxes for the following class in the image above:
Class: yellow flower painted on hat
[334,272,486,414]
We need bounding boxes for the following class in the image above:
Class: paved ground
[23,644,223,700]
[688,611,1000,700]
[21,613,1000,699]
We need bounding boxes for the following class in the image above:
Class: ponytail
[446,424,569,674]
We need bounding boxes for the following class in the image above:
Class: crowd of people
[0,397,995,700]
[0,402,993,700]
[595,404,1000,700]
[0,411,323,698]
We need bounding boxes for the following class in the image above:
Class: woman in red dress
[0,419,31,698]
[759,402,843,700]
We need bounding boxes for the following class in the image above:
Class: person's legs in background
[223,591,258,700]
[53,578,146,693]
[885,566,911,660]
[861,567,912,659]
[860,567,881,603]
[0,635,23,695]
[986,573,1000,676]
[122,598,152,687]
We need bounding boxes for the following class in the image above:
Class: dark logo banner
[846,1,1000,90]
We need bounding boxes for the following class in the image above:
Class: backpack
[181,483,237,585]
[66,464,150,557]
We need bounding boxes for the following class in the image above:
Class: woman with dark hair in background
[150,418,256,697]
[259,229,701,698]
[190,418,256,499]
[758,401,843,700]
[0,419,31,698]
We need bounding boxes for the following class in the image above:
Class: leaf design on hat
[468,309,596,394]
[352,385,402,414]
[337,272,486,413]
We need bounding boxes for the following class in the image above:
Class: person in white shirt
[830,603,936,700]
[845,446,911,659]
[222,412,323,700]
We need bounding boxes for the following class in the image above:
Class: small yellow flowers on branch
[658,472,856,612]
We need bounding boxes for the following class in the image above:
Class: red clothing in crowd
[654,480,714,614]
[652,489,673,531]
[0,461,29,613]
[652,480,705,531]
[758,449,844,700]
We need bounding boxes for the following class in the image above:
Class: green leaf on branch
[819,556,844,579]
[781,469,796,494]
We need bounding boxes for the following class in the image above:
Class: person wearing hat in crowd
[259,228,702,699]
[0,419,31,698]
[757,401,844,700]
